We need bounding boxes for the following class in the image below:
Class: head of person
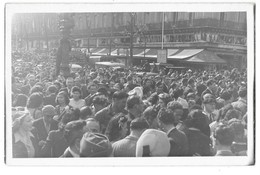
[80,132,112,157]
[142,106,160,129]
[105,113,128,142]
[187,78,195,87]
[74,77,81,87]
[206,79,217,92]
[202,94,216,113]
[185,109,209,135]
[29,85,43,95]
[126,95,144,118]
[12,112,34,133]
[92,95,108,113]
[112,91,129,111]
[55,91,70,105]
[46,85,57,95]
[155,81,164,94]
[130,117,149,137]
[28,76,36,87]
[13,94,28,107]
[172,88,184,100]
[42,105,56,123]
[66,77,74,90]
[224,109,242,122]
[83,118,100,133]
[147,93,159,106]
[79,106,93,120]
[157,108,175,131]
[158,93,172,108]
[26,92,44,109]
[228,119,246,143]
[71,86,82,100]
[220,91,233,104]
[87,83,98,95]
[238,87,247,100]
[136,129,171,157]
[64,120,86,150]
[213,124,235,149]
[167,101,183,125]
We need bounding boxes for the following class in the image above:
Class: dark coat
[33,118,59,141]
[168,128,189,156]
[12,128,40,158]
[44,93,57,107]
[40,129,68,157]
[184,128,211,156]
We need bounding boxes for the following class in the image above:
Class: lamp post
[56,13,75,77]
[129,12,136,67]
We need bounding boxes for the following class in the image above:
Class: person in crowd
[112,118,149,157]
[184,78,196,98]
[184,109,211,156]
[12,94,28,107]
[232,87,247,117]
[92,95,108,115]
[201,79,217,99]
[40,112,77,157]
[142,105,160,129]
[125,95,145,122]
[80,132,112,157]
[65,77,74,97]
[158,93,172,108]
[95,91,128,134]
[136,129,171,157]
[26,92,44,120]
[212,124,235,156]
[32,105,59,153]
[83,118,100,133]
[69,86,86,110]
[228,119,247,156]
[53,91,70,121]
[12,112,40,158]
[202,93,217,125]
[74,77,88,99]
[167,101,185,130]
[79,106,93,120]
[43,85,57,107]
[157,108,189,156]
[61,120,86,157]
[105,113,128,143]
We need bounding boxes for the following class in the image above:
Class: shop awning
[144,49,158,58]
[167,49,179,57]
[98,48,117,55]
[133,49,149,57]
[111,48,129,56]
[185,50,226,64]
[168,49,204,59]
[91,48,106,55]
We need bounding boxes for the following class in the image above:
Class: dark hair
[64,120,86,147]
[142,106,159,128]
[130,117,149,130]
[147,93,159,106]
[79,106,93,120]
[92,96,108,106]
[13,94,28,107]
[126,95,141,110]
[105,113,128,142]
[224,109,242,121]
[112,91,129,100]
[29,85,43,95]
[71,86,81,94]
[26,92,43,109]
[238,88,247,98]
[55,91,70,105]
[214,125,235,146]
[157,108,175,124]
[172,89,184,100]
[186,109,210,136]
[206,79,214,87]
[158,93,172,106]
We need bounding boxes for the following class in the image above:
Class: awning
[111,48,129,56]
[133,49,145,56]
[168,49,204,59]
[167,49,179,57]
[95,62,125,68]
[144,49,158,58]
[133,49,149,57]
[91,48,105,55]
[98,48,115,55]
[185,50,226,64]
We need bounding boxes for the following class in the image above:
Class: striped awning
[168,49,204,59]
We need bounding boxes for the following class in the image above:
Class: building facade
[12,12,247,69]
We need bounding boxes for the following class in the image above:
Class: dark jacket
[168,128,189,156]
[40,129,68,157]
[44,93,57,107]
[33,118,59,141]
[12,128,40,158]
[184,128,211,156]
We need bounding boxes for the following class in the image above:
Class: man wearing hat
[112,118,149,157]
[62,120,86,157]
[201,79,217,100]
[232,87,247,117]
[80,132,112,157]
[32,105,59,154]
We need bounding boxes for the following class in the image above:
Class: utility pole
[129,13,135,67]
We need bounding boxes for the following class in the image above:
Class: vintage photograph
[5,2,255,166]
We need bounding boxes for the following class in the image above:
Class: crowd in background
[11,50,248,158]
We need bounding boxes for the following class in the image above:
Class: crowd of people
[11,50,248,158]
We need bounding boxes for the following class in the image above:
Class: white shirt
[69,99,86,109]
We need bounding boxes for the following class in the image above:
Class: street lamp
[56,13,75,77]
